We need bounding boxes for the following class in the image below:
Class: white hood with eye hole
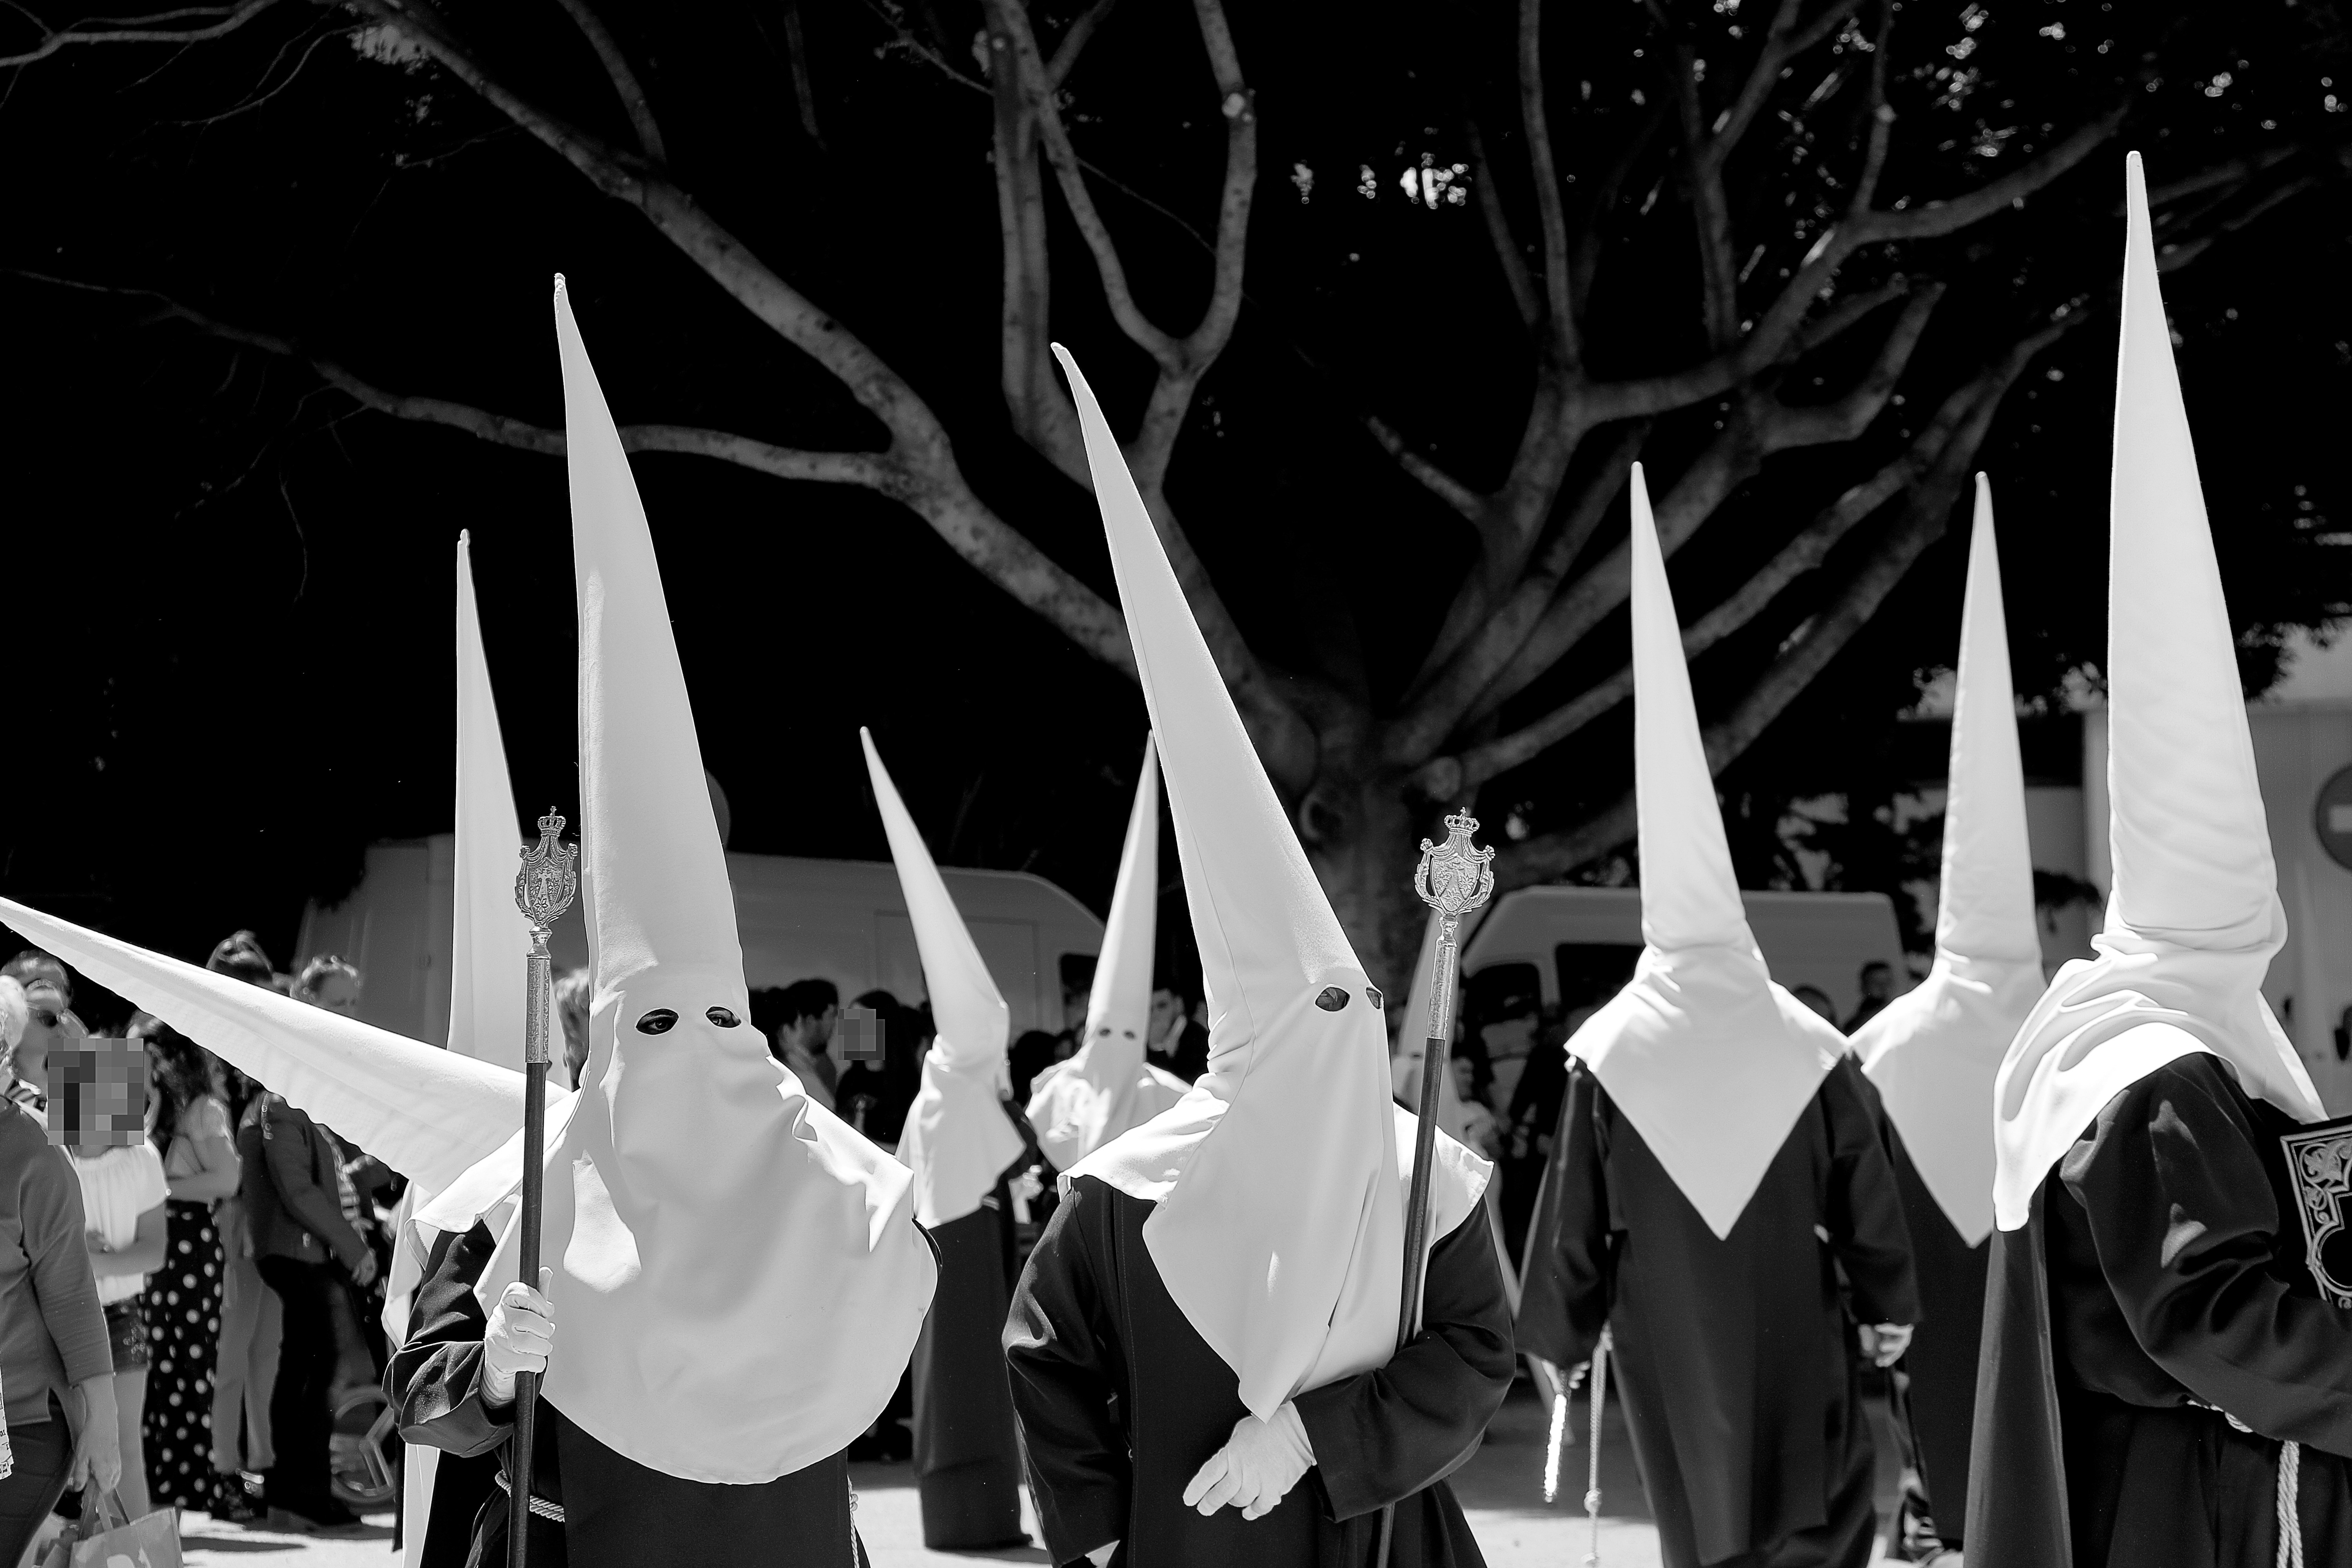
[1027,735,1191,1171]
[1056,347,1487,1421]
[423,280,936,1485]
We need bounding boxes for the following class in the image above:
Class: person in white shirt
[66,1074,170,1519]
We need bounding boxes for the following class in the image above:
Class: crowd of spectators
[0,931,401,1559]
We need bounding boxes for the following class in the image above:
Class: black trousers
[0,1397,73,1564]
[258,1256,343,1520]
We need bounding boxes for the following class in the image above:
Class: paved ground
[144,1383,1899,1567]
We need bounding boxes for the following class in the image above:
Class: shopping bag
[43,1490,183,1568]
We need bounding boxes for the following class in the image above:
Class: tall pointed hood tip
[1852,473,2042,1246]
[1626,461,1750,956]
[860,724,1022,1230]
[1055,346,1486,1420]
[1989,152,2321,1233]
[1562,459,1835,1240]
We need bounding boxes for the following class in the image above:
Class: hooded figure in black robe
[1966,154,2352,1568]
[1013,350,1513,1568]
[1515,463,1917,1568]
[863,729,1033,1550]
[1845,475,2048,1555]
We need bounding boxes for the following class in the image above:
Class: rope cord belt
[2191,1399,2300,1568]
[493,1469,567,1523]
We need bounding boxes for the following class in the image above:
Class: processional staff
[509,809,579,1568]
[1374,811,1495,1568]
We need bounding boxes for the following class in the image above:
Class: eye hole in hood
[706,1007,741,1029]
[1314,986,1352,1013]
[636,1009,679,1035]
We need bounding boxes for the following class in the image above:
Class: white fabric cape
[1029,735,1189,1170]
[860,728,1027,1226]
[1564,463,1838,1240]
[1990,155,2323,1232]
[1055,345,1486,1419]
[1851,478,2045,1247]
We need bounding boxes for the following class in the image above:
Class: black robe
[910,1198,1027,1549]
[1965,1053,2352,1567]
[388,1222,861,1568]
[1518,1058,1919,1568]
[1848,1062,1988,1546]
[1005,1174,1516,1568]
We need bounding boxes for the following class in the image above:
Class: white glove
[1181,1403,1315,1520]
[482,1268,555,1408]
[1861,1321,1913,1367]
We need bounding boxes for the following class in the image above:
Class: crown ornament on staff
[1415,811,1496,922]
[1414,811,1494,1045]
[515,809,581,933]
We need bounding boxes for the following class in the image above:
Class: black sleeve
[1819,1057,1921,1327]
[2064,1055,2352,1452]
[1513,1063,1613,1369]
[1003,1177,1130,1563]
[1293,1204,1518,1522]
[387,1221,514,1460]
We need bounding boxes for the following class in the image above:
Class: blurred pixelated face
[49,1037,149,1150]
[305,970,362,1016]
[1450,1054,1478,1096]
[1149,988,1183,1040]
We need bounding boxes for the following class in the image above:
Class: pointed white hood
[1054,346,1487,1419]
[422,278,935,1482]
[1564,463,1839,1240]
[447,531,534,1073]
[1853,478,2045,1246]
[1027,737,1189,1170]
[0,898,532,1196]
[860,728,1026,1225]
[1991,156,2323,1231]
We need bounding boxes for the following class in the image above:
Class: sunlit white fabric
[1991,156,2322,1232]
[1563,463,1837,1241]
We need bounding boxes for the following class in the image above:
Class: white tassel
[1541,1370,1570,1504]
[2276,1438,2302,1568]
[1584,1327,1611,1568]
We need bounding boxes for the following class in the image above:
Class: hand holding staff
[508,810,579,1568]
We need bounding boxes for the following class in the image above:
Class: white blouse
[72,1142,170,1306]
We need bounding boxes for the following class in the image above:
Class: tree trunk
[1287,699,1439,1034]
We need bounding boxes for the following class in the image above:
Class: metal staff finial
[1376,809,1494,1568]
[506,808,577,1568]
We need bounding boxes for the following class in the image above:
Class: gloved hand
[1860,1321,1914,1367]
[482,1268,555,1408]
[1181,1403,1315,1520]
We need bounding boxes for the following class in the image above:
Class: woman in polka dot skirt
[138,1019,240,1512]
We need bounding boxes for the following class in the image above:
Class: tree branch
[1485,310,2077,880]
[1517,0,1576,362]
[0,0,281,67]
[1363,413,1485,523]
[550,0,666,163]
[1667,39,1741,349]
[1465,116,1541,331]
[1388,423,1644,757]
[1047,0,1120,87]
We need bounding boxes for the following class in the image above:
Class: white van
[1459,886,1907,1025]
[295,835,1106,1048]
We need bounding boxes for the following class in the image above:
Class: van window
[1464,963,1542,1026]
[1554,944,1640,1011]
